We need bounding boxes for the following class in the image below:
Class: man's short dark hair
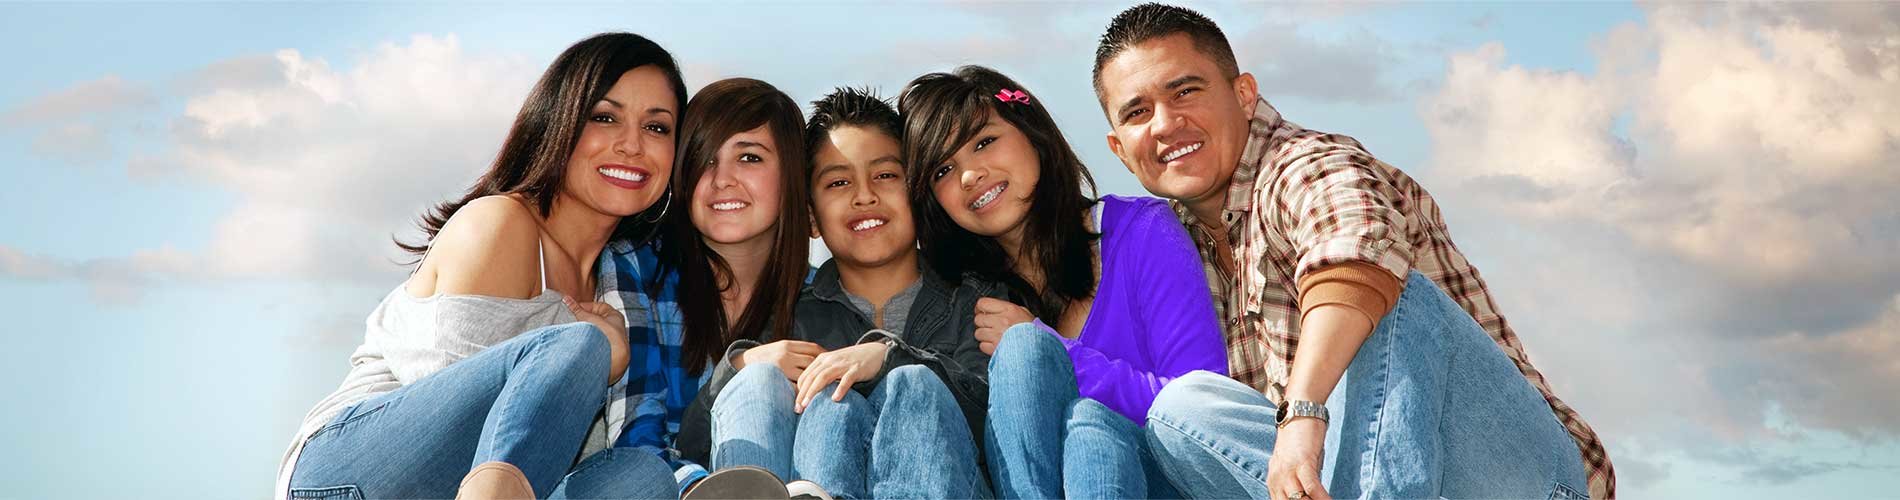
[1091,3,1240,99]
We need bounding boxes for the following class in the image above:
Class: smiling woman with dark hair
[279,32,687,500]
[899,64,1228,498]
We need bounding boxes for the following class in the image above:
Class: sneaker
[785,480,835,500]
[683,466,790,500]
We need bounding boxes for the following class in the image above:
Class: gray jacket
[673,259,1004,467]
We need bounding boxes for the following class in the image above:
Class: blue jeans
[985,326,1178,499]
[710,363,983,499]
[1144,271,1590,499]
[288,322,675,500]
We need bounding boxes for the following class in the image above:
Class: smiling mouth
[970,182,1007,211]
[599,166,649,182]
[711,201,749,212]
[1160,142,1203,163]
[850,218,888,232]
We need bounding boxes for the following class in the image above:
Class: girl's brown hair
[898,65,1100,321]
[661,78,811,373]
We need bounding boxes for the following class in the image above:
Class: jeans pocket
[1547,480,1588,500]
[289,485,363,500]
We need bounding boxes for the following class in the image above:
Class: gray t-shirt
[846,278,924,333]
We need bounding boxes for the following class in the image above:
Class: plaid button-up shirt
[1175,97,1615,498]
[596,239,713,489]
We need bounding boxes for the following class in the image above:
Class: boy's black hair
[805,86,903,168]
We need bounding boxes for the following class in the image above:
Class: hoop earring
[639,188,673,224]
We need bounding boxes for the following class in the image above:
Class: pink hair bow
[995,89,1031,104]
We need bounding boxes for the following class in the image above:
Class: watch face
[1275,400,1289,424]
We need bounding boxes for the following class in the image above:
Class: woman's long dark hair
[662,78,810,373]
[898,65,1099,321]
[397,32,688,257]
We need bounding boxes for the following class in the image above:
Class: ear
[1233,72,1260,114]
[808,211,821,240]
[1106,131,1136,176]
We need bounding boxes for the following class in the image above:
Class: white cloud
[1417,0,1900,470]
[3,35,540,301]
[3,75,156,165]
[137,34,538,285]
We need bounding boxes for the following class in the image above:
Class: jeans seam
[1358,294,1400,493]
[1148,410,1267,484]
[309,399,392,442]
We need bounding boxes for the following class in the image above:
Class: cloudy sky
[2,1,1896,498]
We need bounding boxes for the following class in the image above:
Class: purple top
[1034,195,1228,423]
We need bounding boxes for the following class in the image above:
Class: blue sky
[3,2,1897,498]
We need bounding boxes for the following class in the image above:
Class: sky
[1,1,1897,498]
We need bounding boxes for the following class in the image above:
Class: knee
[1375,271,1475,352]
[1146,371,1240,434]
[988,324,1068,378]
[530,322,611,371]
[884,364,950,395]
[800,385,870,423]
[715,363,794,414]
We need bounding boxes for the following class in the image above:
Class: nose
[1151,103,1184,143]
[959,165,987,191]
[850,180,878,207]
[614,129,643,158]
[710,160,736,189]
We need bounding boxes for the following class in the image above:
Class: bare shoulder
[414,195,545,299]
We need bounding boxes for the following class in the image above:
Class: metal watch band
[1276,399,1329,426]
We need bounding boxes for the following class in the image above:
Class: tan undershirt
[1296,261,1404,326]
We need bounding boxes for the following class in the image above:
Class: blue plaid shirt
[598,239,712,489]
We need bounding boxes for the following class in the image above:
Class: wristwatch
[1275,399,1328,428]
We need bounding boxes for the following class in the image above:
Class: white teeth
[600,167,647,182]
[1162,142,1202,162]
[851,218,887,232]
[711,201,748,211]
[971,183,1006,210]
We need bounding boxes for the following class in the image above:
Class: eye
[1177,87,1199,98]
[1122,108,1148,123]
[739,153,762,163]
[875,171,900,181]
[932,164,955,181]
[826,179,849,189]
[590,113,617,124]
[644,122,671,135]
[973,136,996,152]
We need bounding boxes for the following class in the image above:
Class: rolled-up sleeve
[1268,140,1414,283]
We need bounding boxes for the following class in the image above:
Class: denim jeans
[1144,271,1591,499]
[985,326,1178,499]
[710,363,983,499]
[289,322,675,499]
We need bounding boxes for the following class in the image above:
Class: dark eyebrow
[600,97,623,109]
[1114,95,1147,124]
[735,141,774,153]
[869,154,901,166]
[1115,75,1212,124]
[1165,75,1209,90]
[815,163,850,178]
[647,107,674,118]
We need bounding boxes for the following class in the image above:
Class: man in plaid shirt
[1092,4,1611,499]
